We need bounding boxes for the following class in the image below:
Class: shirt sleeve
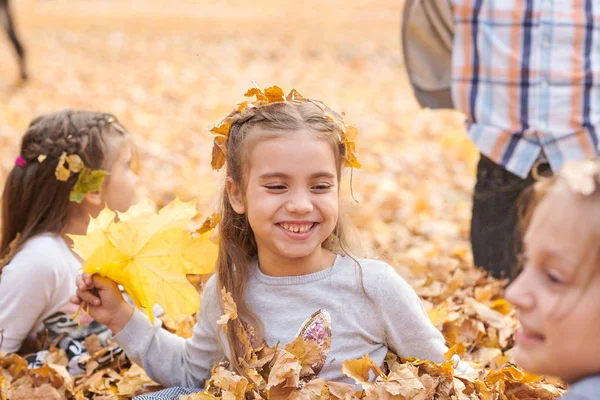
[375,264,448,363]
[112,275,224,388]
[0,247,59,353]
[402,0,455,109]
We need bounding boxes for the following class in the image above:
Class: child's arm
[71,273,223,388]
[374,264,448,363]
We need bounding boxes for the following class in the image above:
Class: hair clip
[15,156,28,168]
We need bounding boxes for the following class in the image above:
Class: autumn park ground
[0,1,562,398]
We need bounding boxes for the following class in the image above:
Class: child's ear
[84,191,103,207]
[226,177,246,214]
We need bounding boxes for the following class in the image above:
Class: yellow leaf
[378,364,425,398]
[180,392,219,400]
[244,87,268,102]
[217,288,238,332]
[263,85,285,103]
[210,120,231,137]
[237,101,248,113]
[66,154,84,173]
[266,350,301,390]
[491,299,514,315]
[208,367,249,399]
[341,354,381,389]
[444,343,466,360]
[211,142,226,170]
[69,198,217,323]
[284,336,321,376]
[55,152,71,181]
[286,89,306,102]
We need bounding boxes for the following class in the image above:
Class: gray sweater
[113,255,449,388]
[562,376,600,400]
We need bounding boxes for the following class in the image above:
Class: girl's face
[228,129,339,271]
[101,136,138,213]
[506,189,600,382]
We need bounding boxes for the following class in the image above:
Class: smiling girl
[506,160,600,399]
[72,88,460,399]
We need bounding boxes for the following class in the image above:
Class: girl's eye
[545,271,564,285]
[313,184,333,191]
[264,185,286,190]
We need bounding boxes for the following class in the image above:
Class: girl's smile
[277,221,319,238]
[227,128,339,277]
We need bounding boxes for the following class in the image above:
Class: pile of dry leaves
[0,257,565,399]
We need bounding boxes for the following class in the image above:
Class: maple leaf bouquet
[69,198,218,323]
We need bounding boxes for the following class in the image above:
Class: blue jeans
[470,154,551,280]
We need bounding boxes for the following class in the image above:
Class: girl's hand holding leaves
[70,198,218,324]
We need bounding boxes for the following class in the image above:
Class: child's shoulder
[348,256,399,280]
[7,234,71,273]
[346,256,417,298]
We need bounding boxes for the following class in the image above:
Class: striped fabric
[451,0,600,178]
[134,387,201,400]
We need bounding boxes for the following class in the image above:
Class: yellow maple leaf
[69,198,217,323]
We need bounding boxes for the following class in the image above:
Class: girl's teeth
[281,223,312,233]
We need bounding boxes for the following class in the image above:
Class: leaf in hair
[263,86,285,103]
[55,152,71,181]
[66,154,84,173]
[210,120,230,170]
[211,142,226,171]
[341,125,361,169]
[69,168,108,204]
[286,89,307,102]
[244,88,268,102]
[69,198,218,323]
[237,101,249,114]
[244,86,286,104]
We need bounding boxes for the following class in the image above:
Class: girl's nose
[285,191,314,214]
[505,268,535,310]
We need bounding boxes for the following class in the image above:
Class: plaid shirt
[451,0,600,178]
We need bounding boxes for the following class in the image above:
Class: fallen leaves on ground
[0,0,565,398]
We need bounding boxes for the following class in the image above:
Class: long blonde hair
[216,101,356,373]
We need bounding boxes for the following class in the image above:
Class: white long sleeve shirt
[0,234,81,353]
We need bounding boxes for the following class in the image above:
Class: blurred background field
[0,0,476,268]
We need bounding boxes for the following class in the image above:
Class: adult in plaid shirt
[403,0,600,279]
